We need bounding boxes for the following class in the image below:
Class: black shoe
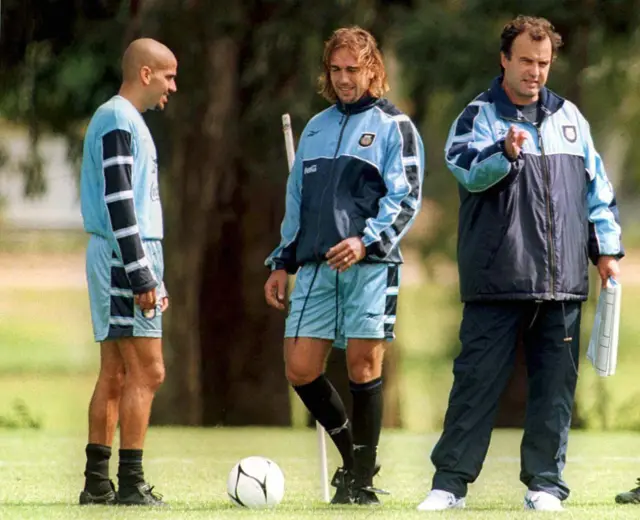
[354,487,382,505]
[79,480,116,505]
[330,467,355,504]
[616,478,640,504]
[116,482,167,506]
[353,463,389,505]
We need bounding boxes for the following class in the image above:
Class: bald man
[78,38,177,506]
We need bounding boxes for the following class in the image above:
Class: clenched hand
[264,269,288,310]
[597,255,620,288]
[135,288,157,311]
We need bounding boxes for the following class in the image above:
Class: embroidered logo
[150,182,160,201]
[307,129,320,137]
[562,125,577,143]
[494,122,508,138]
[303,164,317,175]
[359,132,375,147]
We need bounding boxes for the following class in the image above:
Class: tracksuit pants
[431,300,581,500]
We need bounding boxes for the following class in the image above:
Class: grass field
[0,428,639,519]
[1,240,640,518]
[0,289,96,374]
[4,280,640,433]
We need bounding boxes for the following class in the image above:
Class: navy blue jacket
[445,78,623,302]
[267,96,424,272]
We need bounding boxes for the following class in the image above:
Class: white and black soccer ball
[227,456,285,508]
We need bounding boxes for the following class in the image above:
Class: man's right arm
[102,128,157,294]
[264,140,304,274]
[445,102,524,192]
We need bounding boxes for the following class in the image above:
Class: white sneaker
[524,490,564,511]
[417,489,466,511]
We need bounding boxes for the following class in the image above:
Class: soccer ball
[227,456,285,508]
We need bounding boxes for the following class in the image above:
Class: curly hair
[318,26,389,103]
[500,15,563,61]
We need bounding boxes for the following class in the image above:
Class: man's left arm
[363,117,424,258]
[583,119,624,283]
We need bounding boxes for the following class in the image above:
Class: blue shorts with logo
[285,262,400,349]
[86,235,164,342]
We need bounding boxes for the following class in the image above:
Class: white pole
[281,113,296,171]
[316,421,330,502]
[281,113,331,503]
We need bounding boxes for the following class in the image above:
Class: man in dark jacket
[417,15,622,512]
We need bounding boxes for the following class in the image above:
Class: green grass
[397,282,461,431]
[0,374,95,432]
[0,228,87,254]
[1,255,640,517]
[0,288,97,374]
[2,277,640,432]
[0,428,639,518]
[577,286,640,430]
[398,281,640,433]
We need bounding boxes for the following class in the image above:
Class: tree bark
[142,0,407,426]
[145,0,292,425]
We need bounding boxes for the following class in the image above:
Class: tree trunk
[145,0,295,425]
[152,34,244,424]
[198,160,291,426]
[141,0,408,426]
[381,342,402,427]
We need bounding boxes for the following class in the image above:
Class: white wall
[0,133,83,230]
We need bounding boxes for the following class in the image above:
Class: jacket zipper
[536,122,557,298]
[503,115,557,298]
[313,112,350,260]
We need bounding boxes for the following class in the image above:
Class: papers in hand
[587,278,621,377]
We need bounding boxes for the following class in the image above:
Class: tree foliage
[1,0,640,426]
[0,0,133,196]
[395,0,640,258]
[139,0,410,426]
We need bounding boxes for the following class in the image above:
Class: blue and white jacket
[446,77,623,302]
[266,96,424,272]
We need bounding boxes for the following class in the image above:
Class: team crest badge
[359,132,375,147]
[562,125,577,143]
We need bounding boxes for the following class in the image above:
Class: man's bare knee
[118,337,165,391]
[143,361,165,391]
[285,362,321,386]
[98,341,126,398]
[98,366,126,398]
[348,358,379,383]
[347,339,384,383]
[284,338,331,386]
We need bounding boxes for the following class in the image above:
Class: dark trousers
[431,301,581,500]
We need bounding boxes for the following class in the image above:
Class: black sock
[294,374,354,470]
[118,449,145,490]
[350,377,383,478]
[84,443,112,494]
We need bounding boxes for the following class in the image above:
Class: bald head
[122,38,176,82]
[119,38,177,112]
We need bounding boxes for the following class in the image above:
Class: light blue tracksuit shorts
[284,262,400,348]
[86,234,164,342]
